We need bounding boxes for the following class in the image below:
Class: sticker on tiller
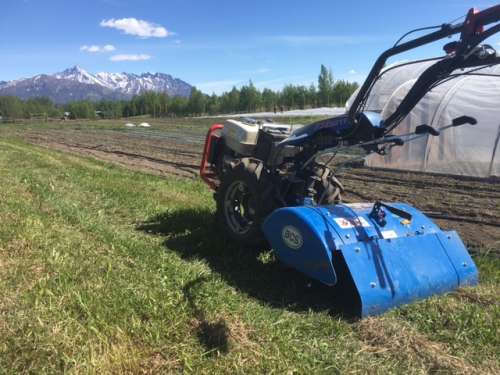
[282,225,303,250]
[333,216,371,229]
[381,230,398,239]
[344,203,374,210]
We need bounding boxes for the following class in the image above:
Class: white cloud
[100,18,169,38]
[81,45,100,53]
[103,44,116,51]
[110,53,151,61]
[80,44,116,53]
[348,69,357,74]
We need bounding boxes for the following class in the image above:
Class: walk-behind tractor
[200,5,500,316]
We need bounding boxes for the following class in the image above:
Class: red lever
[462,4,500,39]
[462,8,484,38]
[472,3,500,27]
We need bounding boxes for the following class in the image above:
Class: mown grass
[0,138,498,374]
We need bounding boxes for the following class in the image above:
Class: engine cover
[222,118,292,156]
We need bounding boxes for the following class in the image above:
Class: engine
[200,117,344,246]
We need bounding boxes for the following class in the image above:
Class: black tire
[310,163,344,205]
[216,158,272,248]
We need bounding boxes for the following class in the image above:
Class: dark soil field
[11,118,500,254]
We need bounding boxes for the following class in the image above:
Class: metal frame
[348,5,500,135]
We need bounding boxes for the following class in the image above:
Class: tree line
[0,65,358,120]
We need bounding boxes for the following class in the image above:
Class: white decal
[381,230,398,239]
[345,203,374,210]
[334,217,371,229]
[282,226,303,250]
[358,217,371,227]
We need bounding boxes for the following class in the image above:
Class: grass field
[0,120,499,373]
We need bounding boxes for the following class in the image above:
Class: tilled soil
[19,127,500,252]
[21,129,201,179]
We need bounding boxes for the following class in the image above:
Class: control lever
[415,124,440,136]
[370,201,413,226]
[452,115,477,126]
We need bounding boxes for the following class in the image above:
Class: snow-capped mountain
[0,66,192,104]
[95,71,191,96]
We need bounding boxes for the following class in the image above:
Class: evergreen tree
[261,88,277,111]
[307,84,317,108]
[239,81,260,112]
[0,96,23,119]
[318,65,334,106]
[221,87,240,113]
[188,87,206,115]
[206,94,221,115]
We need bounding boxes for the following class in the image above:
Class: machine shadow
[137,208,358,319]
[183,276,230,355]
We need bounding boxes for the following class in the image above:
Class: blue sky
[1,0,499,94]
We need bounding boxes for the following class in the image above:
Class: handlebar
[348,4,500,133]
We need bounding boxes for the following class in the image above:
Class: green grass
[0,138,498,374]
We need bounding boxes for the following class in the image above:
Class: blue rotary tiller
[200,5,499,316]
[262,202,478,316]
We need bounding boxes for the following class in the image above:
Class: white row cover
[350,60,500,177]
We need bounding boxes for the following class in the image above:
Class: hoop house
[352,62,500,177]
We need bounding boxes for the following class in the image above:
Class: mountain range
[0,66,192,104]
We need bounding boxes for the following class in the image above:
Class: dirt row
[19,127,500,252]
[21,129,201,179]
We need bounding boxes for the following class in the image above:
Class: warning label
[334,216,371,229]
[344,203,374,210]
[381,230,398,239]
